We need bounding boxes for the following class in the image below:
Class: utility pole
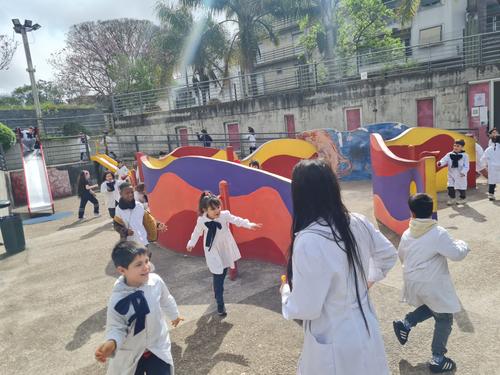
[12,19,44,134]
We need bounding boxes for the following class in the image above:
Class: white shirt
[281,214,397,375]
[100,181,117,209]
[134,191,149,210]
[438,152,470,190]
[115,202,148,247]
[481,143,500,184]
[398,221,469,313]
[246,134,256,147]
[475,143,485,172]
[105,273,179,375]
[187,210,254,274]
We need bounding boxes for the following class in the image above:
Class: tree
[50,19,162,98]
[0,122,16,151]
[0,35,18,71]
[12,80,65,105]
[397,0,420,24]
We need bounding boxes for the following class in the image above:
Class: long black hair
[77,170,89,197]
[198,191,221,216]
[287,159,370,332]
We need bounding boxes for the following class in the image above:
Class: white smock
[475,143,485,172]
[438,152,469,190]
[115,202,148,247]
[481,143,500,184]
[100,181,117,209]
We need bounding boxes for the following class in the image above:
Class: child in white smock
[481,135,500,200]
[437,139,469,205]
[100,171,118,218]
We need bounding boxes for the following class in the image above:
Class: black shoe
[217,304,227,317]
[393,320,410,345]
[429,356,456,373]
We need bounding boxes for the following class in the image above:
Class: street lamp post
[12,19,44,135]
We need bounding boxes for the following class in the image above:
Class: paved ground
[0,180,499,374]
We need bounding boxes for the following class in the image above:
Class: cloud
[0,0,159,94]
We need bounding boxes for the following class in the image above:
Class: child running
[437,139,469,205]
[77,170,99,220]
[393,193,469,373]
[114,182,166,248]
[481,135,500,201]
[186,192,262,316]
[95,241,183,375]
[100,171,118,218]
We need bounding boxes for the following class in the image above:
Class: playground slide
[21,147,54,215]
[91,153,118,172]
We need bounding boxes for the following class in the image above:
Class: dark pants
[108,207,116,218]
[489,184,496,194]
[405,304,453,356]
[134,352,171,375]
[447,187,466,199]
[213,268,228,309]
[249,146,257,153]
[78,191,99,219]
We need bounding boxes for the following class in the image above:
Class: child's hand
[157,222,167,232]
[171,316,185,327]
[127,229,134,236]
[186,246,193,252]
[367,281,375,289]
[249,223,263,230]
[95,340,116,363]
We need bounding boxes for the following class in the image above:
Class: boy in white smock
[437,139,469,205]
[393,193,469,374]
[95,241,183,375]
[481,135,500,200]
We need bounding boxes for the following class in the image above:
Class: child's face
[117,254,151,287]
[453,144,463,153]
[84,171,90,179]
[491,130,498,138]
[121,187,134,202]
[105,174,114,182]
[206,205,221,219]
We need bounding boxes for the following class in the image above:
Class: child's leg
[447,187,456,199]
[88,194,99,214]
[489,184,496,195]
[78,195,89,219]
[405,304,434,328]
[431,312,453,359]
[213,268,228,309]
[135,352,171,375]
[458,190,466,199]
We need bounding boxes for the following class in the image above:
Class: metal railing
[112,31,500,118]
[271,17,299,31]
[256,44,305,65]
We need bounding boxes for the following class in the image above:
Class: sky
[0,0,161,95]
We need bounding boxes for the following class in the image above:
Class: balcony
[256,44,304,66]
[270,17,299,32]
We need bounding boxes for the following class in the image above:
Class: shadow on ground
[66,307,107,351]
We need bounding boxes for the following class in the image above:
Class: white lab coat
[100,181,117,209]
[475,143,485,172]
[481,144,500,185]
[115,202,148,247]
[281,214,397,375]
[398,220,469,313]
[134,191,149,210]
[246,134,256,148]
[187,210,254,275]
[105,273,178,375]
[438,152,470,190]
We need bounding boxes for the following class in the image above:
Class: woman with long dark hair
[281,159,397,374]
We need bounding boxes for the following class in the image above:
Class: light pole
[12,19,44,134]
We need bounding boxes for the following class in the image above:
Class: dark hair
[489,128,498,135]
[201,129,207,134]
[77,171,89,197]
[288,159,370,332]
[198,191,221,215]
[454,139,465,147]
[408,193,433,219]
[103,171,114,182]
[248,127,255,134]
[493,135,500,144]
[119,181,133,193]
[249,160,260,168]
[136,183,145,193]
[159,151,167,156]
[112,241,147,268]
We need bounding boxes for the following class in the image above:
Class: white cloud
[0,0,160,94]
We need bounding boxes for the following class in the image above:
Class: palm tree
[397,0,421,24]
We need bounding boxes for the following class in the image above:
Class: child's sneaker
[429,356,456,373]
[456,198,467,205]
[94,213,101,217]
[446,198,455,206]
[217,304,227,317]
[393,320,410,345]
[488,193,495,201]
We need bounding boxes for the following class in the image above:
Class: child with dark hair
[186,191,262,316]
[481,135,500,200]
[95,241,183,374]
[77,170,99,220]
[437,139,470,205]
[393,193,469,373]
[280,159,397,374]
[246,127,257,154]
[196,129,213,147]
[249,160,260,169]
[134,183,149,210]
[100,171,118,218]
[488,128,498,147]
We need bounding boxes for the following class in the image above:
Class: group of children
[88,131,500,374]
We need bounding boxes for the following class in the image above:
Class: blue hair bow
[114,290,150,335]
[205,221,222,250]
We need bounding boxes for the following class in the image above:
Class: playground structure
[15,129,54,216]
[370,128,476,235]
[90,153,119,173]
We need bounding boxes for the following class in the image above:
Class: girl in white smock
[481,135,500,200]
[280,159,397,375]
[100,171,118,218]
[187,192,261,316]
[437,139,469,205]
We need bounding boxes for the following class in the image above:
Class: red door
[417,98,434,127]
[345,108,361,131]
[178,128,189,146]
[285,114,296,137]
[227,123,240,151]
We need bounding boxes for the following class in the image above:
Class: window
[419,26,442,45]
[420,0,440,7]
[487,16,500,32]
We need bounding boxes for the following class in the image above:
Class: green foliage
[12,80,64,105]
[61,122,88,136]
[298,15,325,63]
[0,122,16,151]
[397,0,421,24]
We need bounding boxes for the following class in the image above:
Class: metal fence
[112,31,500,118]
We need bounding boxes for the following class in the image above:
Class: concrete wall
[115,65,500,138]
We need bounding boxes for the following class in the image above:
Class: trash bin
[0,207,25,254]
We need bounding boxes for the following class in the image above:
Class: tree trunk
[320,0,338,78]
